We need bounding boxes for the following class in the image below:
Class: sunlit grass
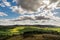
[26,26,60,32]
[0,26,60,36]
[40,28,60,32]
[10,27,25,33]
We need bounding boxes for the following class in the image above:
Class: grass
[0,26,60,40]
[0,26,60,36]
[40,27,60,32]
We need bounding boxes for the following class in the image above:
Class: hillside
[0,25,60,40]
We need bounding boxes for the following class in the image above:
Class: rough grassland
[0,26,60,40]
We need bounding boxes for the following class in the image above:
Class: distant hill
[0,25,59,28]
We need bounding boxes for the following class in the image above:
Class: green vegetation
[0,26,60,35]
[0,26,60,36]
[0,25,60,40]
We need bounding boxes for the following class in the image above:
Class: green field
[0,25,60,40]
[0,26,60,36]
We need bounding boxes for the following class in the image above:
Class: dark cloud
[16,0,60,12]
[11,16,50,21]
[57,2,60,7]
[35,16,50,20]
[49,0,60,6]
[50,0,59,3]
[22,17,34,20]
[17,0,42,12]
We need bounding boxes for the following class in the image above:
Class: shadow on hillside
[2,30,60,40]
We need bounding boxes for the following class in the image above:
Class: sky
[0,0,60,26]
[0,0,20,19]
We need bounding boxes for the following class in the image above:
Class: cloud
[0,0,11,7]
[0,12,8,16]
[0,3,5,7]
[35,16,50,20]
[16,0,60,13]
[0,18,60,26]
[14,0,60,21]
[8,0,60,26]
[15,15,50,20]
[10,6,18,12]
[0,0,60,26]
[12,0,17,3]
[2,0,11,6]
[4,2,11,6]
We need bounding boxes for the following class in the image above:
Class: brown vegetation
[6,34,60,40]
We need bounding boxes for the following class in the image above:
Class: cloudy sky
[0,0,20,19]
[0,0,60,26]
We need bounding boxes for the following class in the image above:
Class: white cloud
[4,2,11,6]
[2,0,11,6]
[14,0,60,21]
[0,0,11,7]
[10,6,18,12]
[0,12,8,16]
[0,19,60,26]
[0,3,5,7]
[12,0,17,3]
[16,0,60,13]
[0,0,60,26]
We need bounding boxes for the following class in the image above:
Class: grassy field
[0,25,60,40]
[0,26,60,35]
